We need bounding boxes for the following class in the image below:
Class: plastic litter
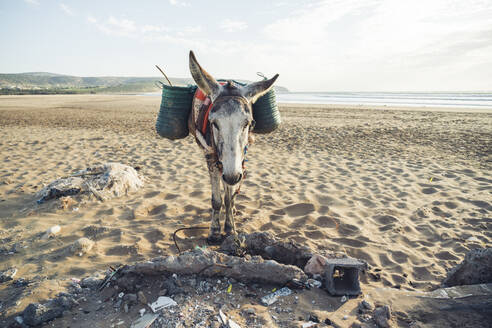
[261,287,292,306]
[149,296,177,313]
[131,313,158,328]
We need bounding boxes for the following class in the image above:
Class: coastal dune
[0,95,491,322]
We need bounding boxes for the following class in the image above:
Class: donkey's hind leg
[207,161,223,243]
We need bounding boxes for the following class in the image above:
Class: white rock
[70,237,95,255]
[0,268,17,283]
[42,225,61,239]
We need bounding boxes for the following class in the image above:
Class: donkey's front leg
[208,164,223,243]
[223,184,238,236]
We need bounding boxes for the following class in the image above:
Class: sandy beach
[0,95,491,327]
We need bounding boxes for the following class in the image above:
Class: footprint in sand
[144,191,160,198]
[283,203,315,217]
[144,229,165,243]
[149,204,167,216]
[422,187,438,194]
[106,244,139,256]
[315,215,338,228]
[372,215,399,225]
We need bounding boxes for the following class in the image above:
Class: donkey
[187,51,279,242]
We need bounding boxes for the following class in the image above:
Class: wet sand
[0,95,491,326]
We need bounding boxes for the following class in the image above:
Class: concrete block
[324,257,366,296]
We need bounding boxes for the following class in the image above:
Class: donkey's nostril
[222,173,242,185]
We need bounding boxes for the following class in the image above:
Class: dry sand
[0,95,491,327]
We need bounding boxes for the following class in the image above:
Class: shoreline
[2,94,492,113]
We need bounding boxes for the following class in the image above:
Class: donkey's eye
[212,122,219,130]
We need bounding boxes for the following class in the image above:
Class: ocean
[276,92,492,108]
[142,91,492,109]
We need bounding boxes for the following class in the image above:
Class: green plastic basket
[155,84,197,140]
[252,88,281,134]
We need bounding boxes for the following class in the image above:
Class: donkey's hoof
[224,228,237,237]
[207,234,224,245]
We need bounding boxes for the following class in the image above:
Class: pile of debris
[9,232,371,327]
[36,162,143,205]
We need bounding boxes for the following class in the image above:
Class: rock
[373,305,391,328]
[70,237,94,255]
[80,276,101,289]
[358,300,373,313]
[304,254,328,276]
[308,314,319,323]
[137,291,147,304]
[0,268,17,283]
[162,278,183,295]
[242,308,256,315]
[22,295,75,326]
[123,293,138,304]
[442,248,492,287]
[42,225,61,239]
[36,163,144,204]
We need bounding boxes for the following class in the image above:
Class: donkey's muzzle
[223,173,242,185]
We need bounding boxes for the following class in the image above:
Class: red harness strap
[202,101,214,135]
[196,82,230,135]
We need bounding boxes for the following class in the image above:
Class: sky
[1,0,491,91]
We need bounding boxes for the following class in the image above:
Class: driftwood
[121,248,307,285]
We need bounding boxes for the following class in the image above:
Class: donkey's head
[189,51,279,186]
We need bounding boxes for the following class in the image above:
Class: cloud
[24,0,39,5]
[220,19,248,32]
[169,0,190,6]
[59,3,74,16]
[259,0,492,90]
[87,15,137,37]
[87,15,202,47]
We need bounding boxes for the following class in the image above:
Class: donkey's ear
[242,74,279,104]
[189,50,221,101]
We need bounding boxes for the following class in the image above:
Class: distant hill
[0,72,289,95]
